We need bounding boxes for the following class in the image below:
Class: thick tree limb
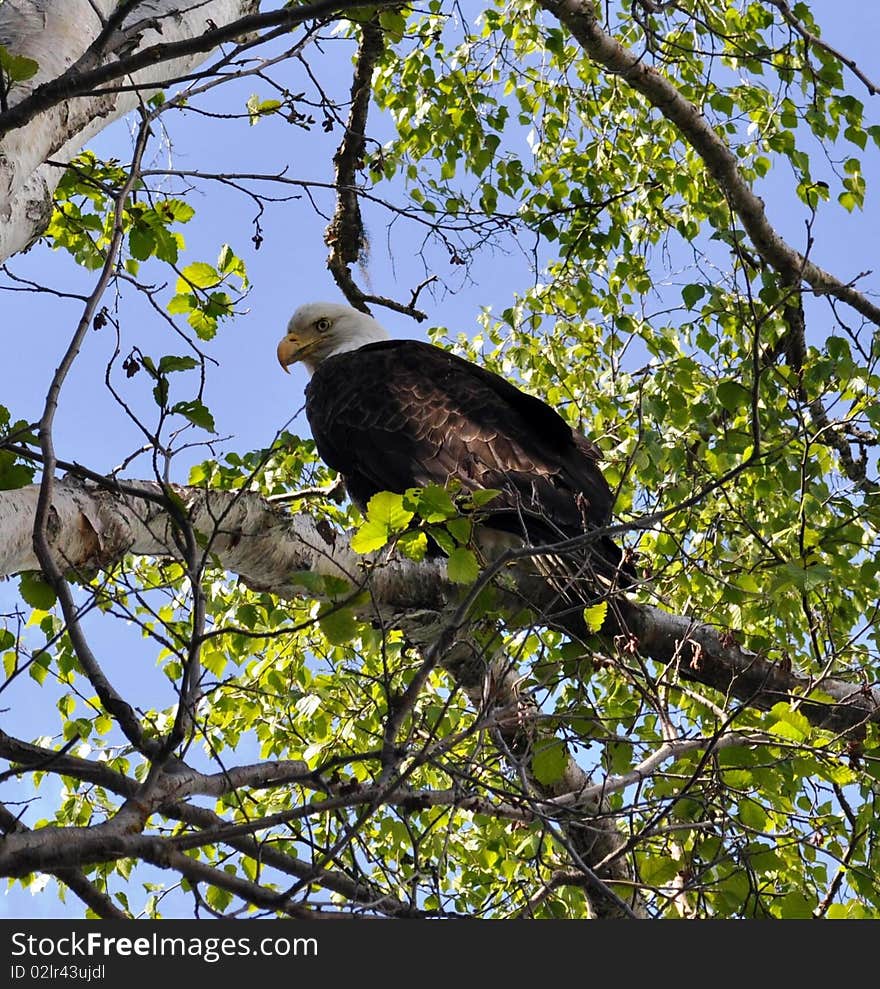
[0,718,638,914]
[0,802,128,918]
[5,475,873,916]
[2,476,877,735]
[325,18,383,308]
[0,730,413,915]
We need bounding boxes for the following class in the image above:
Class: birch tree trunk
[0,0,258,262]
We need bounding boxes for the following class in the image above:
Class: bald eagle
[277,302,632,590]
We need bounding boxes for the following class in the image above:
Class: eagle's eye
[315,317,331,332]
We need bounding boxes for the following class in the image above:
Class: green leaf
[128,225,155,261]
[398,530,428,561]
[379,8,407,42]
[366,491,414,532]
[152,378,169,407]
[218,243,236,271]
[0,46,39,83]
[445,517,471,544]
[412,484,457,522]
[29,653,50,685]
[167,293,194,315]
[767,702,812,743]
[427,526,456,556]
[738,798,767,832]
[206,885,233,912]
[583,600,608,633]
[246,94,282,125]
[158,355,199,374]
[531,739,568,785]
[177,262,220,291]
[19,572,57,610]
[351,520,391,554]
[469,488,501,508]
[351,491,414,553]
[287,570,327,593]
[716,380,751,412]
[204,291,233,318]
[776,890,815,919]
[0,451,35,490]
[171,400,216,432]
[447,547,479,584]
[639,855,683,887]
[318,605,358,645]
[769,562,834,593]
[201,647,227,677]
[157,198,195,223]
[681,283,706,309]
[187,308,218,341]
[95,715,113,735]
[3,650,17,679]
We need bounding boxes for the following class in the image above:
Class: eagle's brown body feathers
[304,339,629,583]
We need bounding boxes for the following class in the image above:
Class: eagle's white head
[277,302,390,376]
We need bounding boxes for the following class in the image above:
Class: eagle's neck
[306,320,390,375]
[326,332,388,360]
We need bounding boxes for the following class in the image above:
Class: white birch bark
[0,477,454,617]
[1,477,878,732]
[0,0,258,262]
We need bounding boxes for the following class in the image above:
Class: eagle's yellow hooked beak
[277,335,309,373]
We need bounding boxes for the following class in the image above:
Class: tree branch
[765,0,879,97]
[0,0,403,142]
[0,801,128,919]
[323,17,428,322]
[31,111,155,756]
[539,0,880,327]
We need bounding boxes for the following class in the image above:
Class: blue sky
[1,1,879,918]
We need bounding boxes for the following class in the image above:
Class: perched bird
[277,301,632,594]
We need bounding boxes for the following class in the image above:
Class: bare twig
[765,0,879,97]
[31,110,156,757]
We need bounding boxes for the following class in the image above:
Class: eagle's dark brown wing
[305,339,629,581]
